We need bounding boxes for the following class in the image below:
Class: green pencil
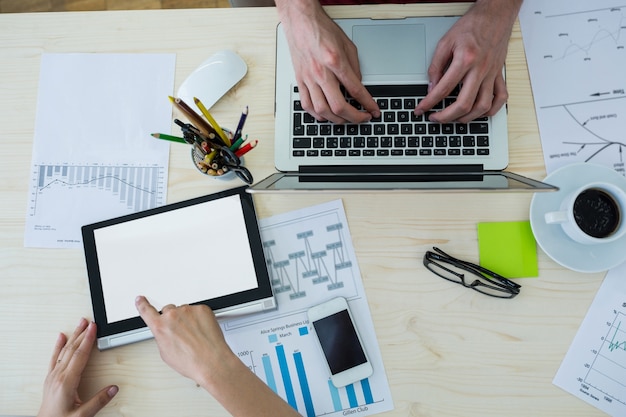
[151,133,187,144]
[229,136,245,151]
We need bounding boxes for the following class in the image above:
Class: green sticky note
[477,221,538,278]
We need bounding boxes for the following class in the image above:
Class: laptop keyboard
[291,84,491,158]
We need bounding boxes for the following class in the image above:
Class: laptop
[248,16,556,193]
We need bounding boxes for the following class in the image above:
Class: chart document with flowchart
[220,200,394,417]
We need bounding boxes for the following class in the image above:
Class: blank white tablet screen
[93,194,258,323]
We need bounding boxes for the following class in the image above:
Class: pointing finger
[135,295,161,328]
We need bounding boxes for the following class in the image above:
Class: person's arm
[416,0,524,123]
[274,0,380,123]
[37,318,118,417]
[135,296,300,417]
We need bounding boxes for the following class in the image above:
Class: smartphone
[307,296,373,387]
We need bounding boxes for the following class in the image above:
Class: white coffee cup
[544,182,625,245]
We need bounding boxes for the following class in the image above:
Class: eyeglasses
[423,247,521,299]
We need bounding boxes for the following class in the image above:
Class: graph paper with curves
[519,0,626,176]
[553,262,626,416]
[26,162,166,247]
[24,53,174,248]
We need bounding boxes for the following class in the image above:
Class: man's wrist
[275,0,325,22]
[471,0,524,29]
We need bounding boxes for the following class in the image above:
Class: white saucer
[530,163,626,273]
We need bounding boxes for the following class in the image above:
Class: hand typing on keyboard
[291,84,493,159]
[275,0,523,125]
[415,0,522,124]
[276,0,380,124]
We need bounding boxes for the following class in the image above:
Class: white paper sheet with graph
[553,261,626,416]
[24,53,175,248]
[519,1,626,176]
[220,200,394,417]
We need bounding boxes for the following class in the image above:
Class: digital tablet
[82,186,276,350]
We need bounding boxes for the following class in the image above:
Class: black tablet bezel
[81,186,273,339]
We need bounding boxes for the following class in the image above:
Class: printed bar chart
[32,163,164,215]
[222,200,393,417]
[25,162,166,247]
[232,324,383,417]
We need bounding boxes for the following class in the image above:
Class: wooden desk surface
[0,5,606,417]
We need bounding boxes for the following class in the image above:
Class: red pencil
[235,139,258,157]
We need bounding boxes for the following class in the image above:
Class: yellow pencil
[204,149,218,164]
[193,97,231,146]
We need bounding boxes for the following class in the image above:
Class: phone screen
[312,310,368,374]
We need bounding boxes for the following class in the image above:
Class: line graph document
[553,261,626,417]
[220,200,394,417]
[24,53,175,248]
[519,1,626,176]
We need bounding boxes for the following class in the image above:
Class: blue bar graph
[328,379,343,412]
[262,354,277,394]
[275,344,297,409]
[257,331,378,416]
[361,379,374,404]
[293,351,315,417]
[346,383,358,408]
[326,377,375,412]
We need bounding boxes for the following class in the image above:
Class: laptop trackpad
[352,24,426,76]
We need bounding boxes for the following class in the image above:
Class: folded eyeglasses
[423,247,521,299]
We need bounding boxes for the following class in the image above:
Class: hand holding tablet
[81,186,276,350]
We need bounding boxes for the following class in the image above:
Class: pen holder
[191,149,241,179]
[191,128,253,184]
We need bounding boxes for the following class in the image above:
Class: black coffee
[573,188,621,238]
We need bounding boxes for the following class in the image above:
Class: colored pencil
[151,133,187,144]
[229,136,244,151]
[232,105,248,142]
[235,139,257,157]
[169,96,216,137]
[193,97,231,146]
[204,149,218,164]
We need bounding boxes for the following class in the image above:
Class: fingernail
[107,385,119,398]
[135,296,143,305]
[77,317,87,327]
